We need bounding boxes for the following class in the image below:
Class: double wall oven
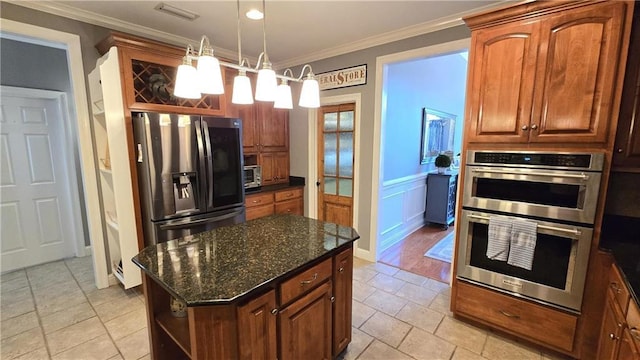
[456,150,604,312]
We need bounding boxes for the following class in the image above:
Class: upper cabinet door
[531,2,627,144]
[465,21,540,143]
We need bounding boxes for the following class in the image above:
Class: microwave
[244,165,262,189]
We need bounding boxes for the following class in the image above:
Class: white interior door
[1,91,77,272]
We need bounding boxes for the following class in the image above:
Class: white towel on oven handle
[507,219,538,270]
[486,215,512,261]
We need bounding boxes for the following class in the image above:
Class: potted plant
[435,154,452,174]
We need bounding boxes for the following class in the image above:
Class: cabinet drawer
[609,264,631,314]
[455,281,577,352]
[275,199,303,216]
[245,193,274,208]
[246,204,274,221]
[280,258,332,305]
[275,188,302,202]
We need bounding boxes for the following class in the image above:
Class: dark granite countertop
[132,214,359,306]
[600,214,640,307]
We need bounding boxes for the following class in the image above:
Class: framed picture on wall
[420,108,456,165]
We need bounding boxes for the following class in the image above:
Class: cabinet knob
[330,296,336,303]
[610,282,622,293]
[530,124,538,130]
[617,148,624,153]
[609,333,619,341]
[338,267,344,273]
[270,308,278,315]
[521,125,529,131]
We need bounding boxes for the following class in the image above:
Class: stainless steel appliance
[243,165,262,189]
[133,112,246,245]
[456,150,605,312]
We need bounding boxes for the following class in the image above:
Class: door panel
[0,94,75,272]
[318,104,355,227]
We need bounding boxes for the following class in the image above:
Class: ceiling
[13,1,506,69]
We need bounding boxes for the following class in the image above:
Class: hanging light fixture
[231,0,253,104]
[174,45,201,99]
[173,0,321,109]
[298,65,320,108]
[274,69,293,109]
[254,0,277,102]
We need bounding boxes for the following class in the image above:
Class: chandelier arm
[198,35,210,56]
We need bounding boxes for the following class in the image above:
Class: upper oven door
[462,165,601,224]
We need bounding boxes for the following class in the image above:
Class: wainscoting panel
[378,173,429,254]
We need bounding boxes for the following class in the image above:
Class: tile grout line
[64,259,126,360]
[24,267,54,360]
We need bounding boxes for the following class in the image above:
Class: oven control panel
[469,151,603,171]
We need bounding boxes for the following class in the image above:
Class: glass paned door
[318,104,355,227]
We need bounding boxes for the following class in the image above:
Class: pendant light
[174,45,201,99]
[231,0,253,104]
[254,0,277,101]
[196,41,224,95]
[274,69,293,109]
[298,66,320,108]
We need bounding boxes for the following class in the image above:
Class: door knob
[316,180,321,187]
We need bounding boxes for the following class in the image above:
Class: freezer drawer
[148,207,246,245]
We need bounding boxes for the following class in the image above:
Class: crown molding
[4,1,239,61]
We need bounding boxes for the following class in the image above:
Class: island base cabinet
[237,291,277,360]
[279,281,333,360]
[333,248,353,356]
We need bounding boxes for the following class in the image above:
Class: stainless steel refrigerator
[133,112,245,245]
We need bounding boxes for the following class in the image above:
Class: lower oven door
[456,209,593,312]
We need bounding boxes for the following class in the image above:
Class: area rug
[424,232,454,263]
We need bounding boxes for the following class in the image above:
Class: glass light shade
[274,83,293,109]
[174,63,201,99]
[299,78,320,108]
[196,55,224,95]
[232,73,254,105]
[255,67,277,101]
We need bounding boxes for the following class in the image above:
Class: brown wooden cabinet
[259,152,289,186]
[597,264,640,360]
[454,281,578,353]
[613,6,640,171]
[142,243,352,360]
[237,291,277,360]
[332,247,353,357]
[246,187,303,221]
[97,32,227,116]
[279,281,333,360]
[464,1,630,145]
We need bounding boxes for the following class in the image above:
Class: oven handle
[471,168,588,180]
[468,214,581,236]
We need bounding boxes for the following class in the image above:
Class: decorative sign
[317,64,367,90]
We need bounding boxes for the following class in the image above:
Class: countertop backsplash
[604,172,640,218]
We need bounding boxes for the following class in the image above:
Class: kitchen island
[133,214,359,360]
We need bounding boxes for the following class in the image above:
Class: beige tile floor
[1,256,568,360]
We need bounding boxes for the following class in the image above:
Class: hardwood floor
[379,224,454,283]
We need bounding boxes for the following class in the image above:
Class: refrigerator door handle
[158,209,244,230]
[194,119,207,210]
[201,121,214,209]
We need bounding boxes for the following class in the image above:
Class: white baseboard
[354,241,375,262]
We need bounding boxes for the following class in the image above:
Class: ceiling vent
[154,3,199,21]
